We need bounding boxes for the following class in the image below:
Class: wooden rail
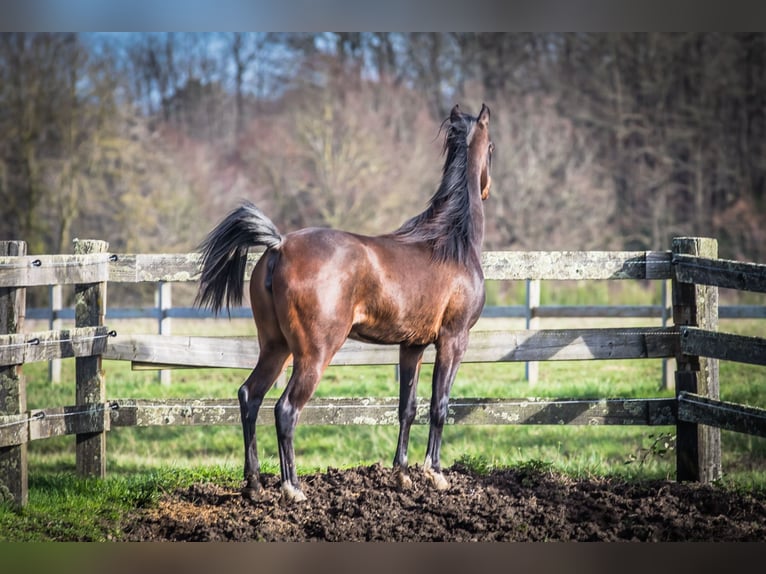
[111,397,680,428]
[2,237,766,509]
[680,327,766,366]
[104,327,679,370]
[1,396,679,449]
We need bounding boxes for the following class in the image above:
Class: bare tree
[232,57,439,236]
[3,32,766,265]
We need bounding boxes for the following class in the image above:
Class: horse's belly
[348,306,439,346]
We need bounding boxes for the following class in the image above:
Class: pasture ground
[123,462,766,542]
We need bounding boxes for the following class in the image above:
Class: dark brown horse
[196,103,493,502]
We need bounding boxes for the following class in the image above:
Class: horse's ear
[450,104,461,122]
[478,103,490,127]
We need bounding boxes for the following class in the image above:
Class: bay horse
[196,103,493,502]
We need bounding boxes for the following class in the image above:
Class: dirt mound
[122,463,766,541]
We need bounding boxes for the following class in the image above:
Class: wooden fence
[1,237,765,508]
[28,266,764,387]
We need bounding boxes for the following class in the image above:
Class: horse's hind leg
[273,355,329,502]
[392,344,427,489]
[239,341,290,500]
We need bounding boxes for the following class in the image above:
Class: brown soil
[122,463,766,541]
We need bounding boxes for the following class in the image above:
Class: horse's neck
[466,171,486,264]
[468,210,485,268]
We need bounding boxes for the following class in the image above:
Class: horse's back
[259,228,479,347]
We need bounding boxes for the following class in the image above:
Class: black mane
[391,109,480,264]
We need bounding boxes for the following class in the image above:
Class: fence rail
[112,396,678,427]
[2,237,766,508]
[103,327,679,370]
[25,300,766,322]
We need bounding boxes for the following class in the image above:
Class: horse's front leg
[392,344,427,489]
[423,333,469,490]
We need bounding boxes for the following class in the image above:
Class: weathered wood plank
[681,327,766,366]
[110,399,239,427]
[678,392,766,438]
[108,253,201,282]
[7,249,761,300]
[463,328,678,362]
[74,239,108,479]
[0,327,111,366]
[109,397,677,428]
[107,252,262,283]
[0,414,28,448]
[0,395,679,445]
[674,254,766,293]
[0,240,28,507]
[525,279,541,384]
[1,404,116,446]
[28,404,112,441]
[0,253,109,287]
[105,328,679,370]
[106,334,259,369]
[105,250,673,284]
[672,237,720,483]
[481,250,672,281]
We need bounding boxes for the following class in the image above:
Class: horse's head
[452,103,493,201]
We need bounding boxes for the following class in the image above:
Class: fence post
[49,284,63,384]
[0,241,28,508]
[73,239,108,478]
[158,281,172,386]
[672,237,721,483]
[525,279,540,384]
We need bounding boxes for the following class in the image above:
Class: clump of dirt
[122,463,766,541]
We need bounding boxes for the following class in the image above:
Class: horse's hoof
[393,468,413,490]
[242,486,260,501]
[424,467,450,491]
[281,482,307,503]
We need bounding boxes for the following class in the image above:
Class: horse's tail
[195,201,284,316]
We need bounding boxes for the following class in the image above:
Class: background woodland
[1,33,764,264]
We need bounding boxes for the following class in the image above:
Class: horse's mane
[391,109,480,265]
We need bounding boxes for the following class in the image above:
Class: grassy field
[2,311,765,540]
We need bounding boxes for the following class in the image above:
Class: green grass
[2,311,765,540]
[0,465,242,541]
